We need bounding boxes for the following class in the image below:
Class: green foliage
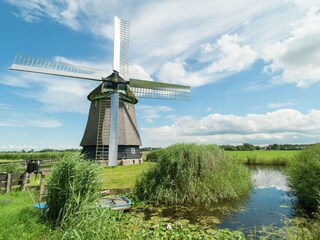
[134,143,251,205]
[45,153,102,225]
[0,163,22,173]
[0,151,70,160]
[287,144,320,213]
[0,192,52,240]
[226,150,298,166]
[52,208,127,239]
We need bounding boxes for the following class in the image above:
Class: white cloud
[0,144,81,151]
[157,58,211,87]
[141,109,320,147]
[7,0,320,89]
[0,74,32,88]
[53,56,110,73]
[60,0,81,30]
[267,100,296,109]
[263,7,320,87]
[0,103,11,110]
[1,70,99,114]
[0,116,61,128]
[136,105,172,123]
[129,65,153,80]
[5,0,307,87]
[206,34,257,73]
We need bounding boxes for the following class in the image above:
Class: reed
[134,143,252,205]
[287,144,320,213]
[45,153,102,225]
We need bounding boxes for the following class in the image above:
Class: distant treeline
[220,143,314,151]
[1,149,81,153]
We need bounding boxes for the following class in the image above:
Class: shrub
[45,153,102,225]
[287,144,320,213]
[133,143,251,205]
[0,163,22,173]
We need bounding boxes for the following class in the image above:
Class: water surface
[218,166,294,230]
[133,166,294,231]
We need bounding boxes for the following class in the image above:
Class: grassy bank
[101,162,154,189]
[226,150,299,165]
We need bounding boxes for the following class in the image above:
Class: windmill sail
[113,16,130,77]
[129,78,191,100]
[10,54,105,81]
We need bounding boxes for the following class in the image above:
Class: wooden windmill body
[80,83,142,163]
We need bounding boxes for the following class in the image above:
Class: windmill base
[81,145,141,163]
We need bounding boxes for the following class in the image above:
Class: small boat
[98,196,132,211]
[34,196,132,211]
[34,202,47,209]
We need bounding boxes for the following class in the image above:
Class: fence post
[6,173,11,193]
[20,172,29,191]
[39,173,46,196]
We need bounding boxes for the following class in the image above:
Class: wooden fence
[0,172,30,193]
[0,171,49,195]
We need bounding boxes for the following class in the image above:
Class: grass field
[101,162,154,189]
[0,151,75,160]
[226,150,300,165]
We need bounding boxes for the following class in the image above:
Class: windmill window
[131,147,136,155]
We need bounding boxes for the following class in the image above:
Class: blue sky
[1,0,320,151]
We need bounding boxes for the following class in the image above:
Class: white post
[108,92,119,166]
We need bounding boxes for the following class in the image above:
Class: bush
[133,143,251,205]
[287,144,320,213]
[0,163,22,173]
[45,153,102,225]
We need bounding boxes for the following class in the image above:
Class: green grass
[101,162,154,189]
[0,159,25,163]
[0,192,52,239]
[0,151,70,160]
[226,150,299,165]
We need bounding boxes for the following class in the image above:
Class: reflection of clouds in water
[252,169,289,191]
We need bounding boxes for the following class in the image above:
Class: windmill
[9,16,191,167]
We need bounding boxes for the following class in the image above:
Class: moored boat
[98,195,132,210]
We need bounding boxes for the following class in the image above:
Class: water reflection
[218,166,294,230]
[251,166,289,191]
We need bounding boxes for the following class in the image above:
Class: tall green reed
[287,144,320,213]
[134,143,252,206]
[45,153,102,225]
